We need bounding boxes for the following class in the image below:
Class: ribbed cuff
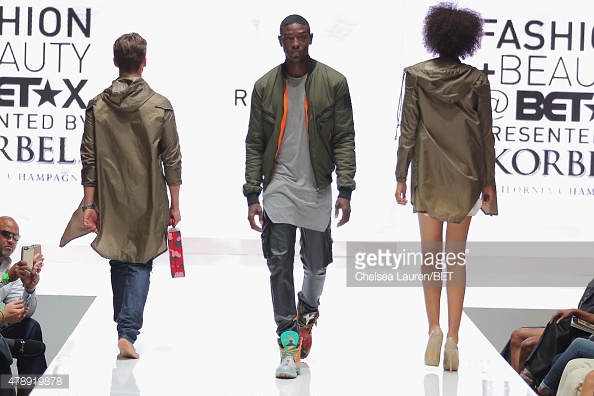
[246,193,260,206]
[337,188,352,200]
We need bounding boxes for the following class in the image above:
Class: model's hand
[334,197,351,227]
[248,203,263,232]
[83,208,99,233]
[550,309,575,324]
[170,208,181,225]
[22,254,42,290]
[395,182,408,205]
[481,185,495,205]
[2,300,28,324]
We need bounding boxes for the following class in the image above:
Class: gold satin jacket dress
[396,58,498,223]
[60,77,182,263]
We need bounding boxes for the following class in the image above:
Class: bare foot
[118,338,139,359]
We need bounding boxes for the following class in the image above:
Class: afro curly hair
[422,2,483,59]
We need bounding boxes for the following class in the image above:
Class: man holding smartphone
[0,216,47,392]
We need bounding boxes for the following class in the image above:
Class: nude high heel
[424,327,443,366]
[443,337,459,372]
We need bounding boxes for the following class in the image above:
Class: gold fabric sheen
[396,58,498,223]
[60,77,182,263]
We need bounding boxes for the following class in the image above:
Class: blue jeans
[540,337,594,394]
[110,260,152,344]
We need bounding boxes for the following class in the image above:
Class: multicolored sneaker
[275,331,301,379]
[297,311,319,359]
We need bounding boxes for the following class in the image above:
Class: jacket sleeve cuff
[246,193,260,206]
[337,188,352,201]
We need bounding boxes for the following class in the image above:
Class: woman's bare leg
[418,213,444,334]
[510,328,544,372]
[518,334,544,372]
[444,216,472,343]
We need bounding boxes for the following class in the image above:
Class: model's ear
[310,33,313,45]
[113,57,118,68]
[142,56,147,67]
[278,35,282,47]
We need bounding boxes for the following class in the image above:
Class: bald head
[0,216,19,258]
[0,216,16,226]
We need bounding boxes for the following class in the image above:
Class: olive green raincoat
[396,58,498,223]
[60,77,182,263]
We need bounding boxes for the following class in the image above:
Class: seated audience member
[0,335,46,396]
[502,326,545,373]
[500,280,594,385]
[0,217,48,395]
[555,358,594,396]
[536,337,594,395]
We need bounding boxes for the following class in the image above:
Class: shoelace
[280,345,301,358]
[18,340,25,354]
[297,313,320,332]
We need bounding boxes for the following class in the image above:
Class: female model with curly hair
[395,2,498,371]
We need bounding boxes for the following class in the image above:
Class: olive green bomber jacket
[243,58,356,205]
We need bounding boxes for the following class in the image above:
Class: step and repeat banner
[0,0,591,246]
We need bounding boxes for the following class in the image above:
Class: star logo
[585,104,594,121]
[33,81,62,107]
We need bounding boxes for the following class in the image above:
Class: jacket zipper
[263,109,275,127]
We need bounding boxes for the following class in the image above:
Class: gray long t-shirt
[263,74,331,232]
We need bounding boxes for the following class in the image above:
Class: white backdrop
[1,0,593,247]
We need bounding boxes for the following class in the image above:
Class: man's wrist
[25,287,35,294]
[246,193,260,206]
[337,188,353,201]
[81,203,97,212]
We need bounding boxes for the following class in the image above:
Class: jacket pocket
[316,104,335,159]
[262,109,276,137]
[316,104,335,139]
[314,106,336,177]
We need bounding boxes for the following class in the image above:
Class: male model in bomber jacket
[243,14,356,379]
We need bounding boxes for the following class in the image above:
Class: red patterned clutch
[167,218,185,278]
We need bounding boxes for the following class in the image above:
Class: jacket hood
[404,58,478,104]
[101,76,154,112]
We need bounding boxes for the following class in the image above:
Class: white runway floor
[27,241,579,396]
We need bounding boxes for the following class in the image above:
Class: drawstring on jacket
[395,71,407,140]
